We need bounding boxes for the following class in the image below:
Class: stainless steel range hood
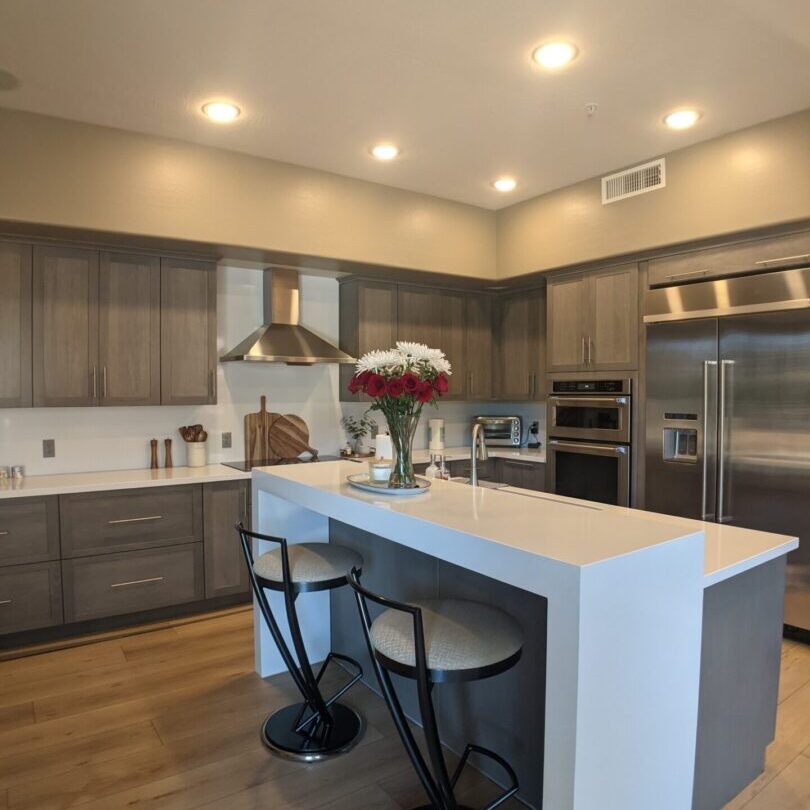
[220,268,355,364]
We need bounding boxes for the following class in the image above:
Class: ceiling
[0,0,808,209]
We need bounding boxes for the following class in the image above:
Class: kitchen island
[251,461,797,810]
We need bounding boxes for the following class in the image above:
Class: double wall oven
[546,378,633,506]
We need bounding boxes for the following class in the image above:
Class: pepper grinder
[150,439,159,469]
[164,438,173,468]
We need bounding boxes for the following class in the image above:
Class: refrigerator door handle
[717,359,734,523]
[702,360,717,520]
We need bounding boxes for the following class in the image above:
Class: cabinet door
[99,252,161,405]
[587,264,638,370]
[397,284,443,347]
[547,274,588,372]
[33,246,99,406]
[499,459,545,491]
[529,287,547,400]
[440,290,466,399]
[0,562,63,634]
[160,258,217,405]
[466,294,493,400]
[339,280,398,402]
[203,480,251,598]
[495,294,535,400]
[0,241,32,408]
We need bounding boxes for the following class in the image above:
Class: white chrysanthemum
[356,349,403,374]
[396,342,434,362]
[431,355,452,375]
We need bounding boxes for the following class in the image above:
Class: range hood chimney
[220,268,355,365]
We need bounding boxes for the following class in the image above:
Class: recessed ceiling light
[370,144,400,161]
[664,109,701,130]
[533,42,578,69]
[492,177,517,192]
[202,102,241,123]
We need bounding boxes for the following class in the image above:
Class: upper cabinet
[99,252,161,405]
[0,241,32,408]
[33,246,99,407]
[494,287,546,400]
[339,279,398,402]
[465,293,493,400]
[547,264,638,372]
[160,258,217,405]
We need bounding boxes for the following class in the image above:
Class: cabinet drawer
[62,543,204,623]
[0,561,63,634]
[648,230,810,287]
[0,496,60,566]
[499,459,546,491]
[60,485,202,557]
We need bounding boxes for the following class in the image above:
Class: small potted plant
[341,412,377,456]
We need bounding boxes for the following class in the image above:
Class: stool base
[260,702,363,762]
[412,806,474,809]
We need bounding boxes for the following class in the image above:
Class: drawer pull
[110,576,165,589]
[666,269,710,281]
[0,599,12,606]
[755,253,810,266]
[107,515,163,526]
[0,530,9,537]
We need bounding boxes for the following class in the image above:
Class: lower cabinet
[497,459,546,491]
[62,543,204,623]
[203,480,251,598]
[0,561,63,634]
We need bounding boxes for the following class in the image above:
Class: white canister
[375,433,393,460]
[368,458,392,482]
[428,419,445,451]
[187,442,207,468]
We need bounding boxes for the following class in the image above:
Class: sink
[448,476,508,490]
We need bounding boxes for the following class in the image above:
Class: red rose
[401,372,420,394]
[433,373,449,394]
[416,381,434,404]
[386,376,405,398]
[348,370,371,394]
[357,370,371,385]
[366,373,386,398]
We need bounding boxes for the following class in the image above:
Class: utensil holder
[187,441,207,468]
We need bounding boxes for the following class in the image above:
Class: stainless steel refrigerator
[645,266,810,633]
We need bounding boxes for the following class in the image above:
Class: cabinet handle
[581,337,587,364]
[505,460,534,468]
[0,599,12,606]
[588,337,594,365]
[469,371,474,396]
[110,576,164,589]
[0,530,9,537]
[102,366,108,399]
[209,369,215,399]
[754,253,810,266]
[665,268,709,281]
[527,373,532,397]
[107,515,163,525]
[90,366,97,398]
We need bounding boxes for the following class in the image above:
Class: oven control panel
[551,379,631,395]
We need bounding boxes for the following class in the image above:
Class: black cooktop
[222,456,340,472]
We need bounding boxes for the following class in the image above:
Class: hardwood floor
[0,608,807,809]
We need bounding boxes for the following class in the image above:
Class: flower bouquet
[348,342,451,488]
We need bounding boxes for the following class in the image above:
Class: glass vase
[387,412,420,488]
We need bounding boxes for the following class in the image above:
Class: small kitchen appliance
[472,416,522,447]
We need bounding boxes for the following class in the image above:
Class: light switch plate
[222,432,232,449]
[43,439,55,458]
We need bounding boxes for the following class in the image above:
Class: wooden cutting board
[268,414,319,459]
[244,396,281,464]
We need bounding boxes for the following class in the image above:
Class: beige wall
[0,108,496,279]
[497,109,810,279]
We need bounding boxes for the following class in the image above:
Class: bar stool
[348,567,523,810]
[236,522,365,762]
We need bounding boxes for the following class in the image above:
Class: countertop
[253,460,797,586]
[0,464,250,499]
[411,446,546,464]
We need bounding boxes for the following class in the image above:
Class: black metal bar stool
[236,522,365,762]
[348,567,523,810]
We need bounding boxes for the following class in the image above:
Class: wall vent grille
[601,158,666,204]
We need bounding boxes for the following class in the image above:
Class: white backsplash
[0,267,545,476]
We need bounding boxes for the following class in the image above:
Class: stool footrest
[451,743,519,810]
[294,652,363,734]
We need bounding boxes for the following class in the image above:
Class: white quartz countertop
[253,460,797,586]
[411,446,546,464]
[0,464,250,499]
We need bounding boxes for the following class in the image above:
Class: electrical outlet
[221,432,232,449]
[43,439,55,458]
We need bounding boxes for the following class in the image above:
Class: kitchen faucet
[470,422,489,487]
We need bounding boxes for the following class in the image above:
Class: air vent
[602,158,666,204]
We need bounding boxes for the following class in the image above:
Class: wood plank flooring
[0,608,807,809]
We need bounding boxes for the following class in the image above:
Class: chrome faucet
[470,422,489,487]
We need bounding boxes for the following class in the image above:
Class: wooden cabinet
[32,245,99,406]
[0,562,63,634]
[203,480,251,598]
[466,294,493,400]
[99,252,160,405]
[160,258,217,405]
[647,228,810,287]
[497,459,545,491]
[547,264,638,372]
[0,496,60,567]
[439,290,466,399]
[339,279,398,401]
[494,288,546,400]
[0,241,32,408]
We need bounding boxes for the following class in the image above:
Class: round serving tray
[346,473,431,496]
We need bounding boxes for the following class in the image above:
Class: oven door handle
[549,396,628,406]
[548,439,628,455]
